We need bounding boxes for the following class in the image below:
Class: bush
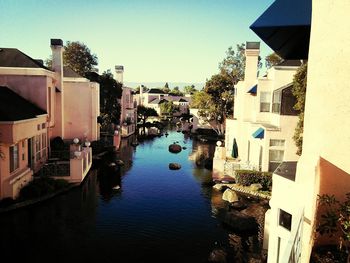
[19,177,69,200]
[235,170,272,190]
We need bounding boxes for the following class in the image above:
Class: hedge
[19,177,69,200]
[235,170,272,190]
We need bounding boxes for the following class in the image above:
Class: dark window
[10,144,19,173]
[279,209,292,231]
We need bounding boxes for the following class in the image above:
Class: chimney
[51,39,64,91]
[244,42,260,84]
[115,65,124,84]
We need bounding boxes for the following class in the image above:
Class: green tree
[265,52,283,68]
[159,101,179,116]
[45,41,98,77]
[163,82,170,94]
[183,85,196,94]
[170,86,184,96]
[137,105,158,126]
[219,43,262,85]
[98,70,123,130]
[191,74,234,135]
[292,63,307,155]
[63,41,98,76]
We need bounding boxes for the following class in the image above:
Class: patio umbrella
[232,138,239,158]
[250,0,311,59]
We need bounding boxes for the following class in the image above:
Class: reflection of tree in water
[116,135,136,174]
[189,138,216,168]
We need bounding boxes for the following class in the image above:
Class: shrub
[235,170,272,190]
[19,177,69,200]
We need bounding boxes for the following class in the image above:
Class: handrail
[281,208,304,263]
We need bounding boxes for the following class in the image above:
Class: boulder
[169,144,182,153]
[230,201,248,211]
[218,209,259,234]
[169,163,181,170]
[249,183,263,191]
[222,189,239,203]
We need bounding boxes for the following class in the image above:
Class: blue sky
[1,0,274,84]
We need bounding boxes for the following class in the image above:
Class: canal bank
[0,129,267,262]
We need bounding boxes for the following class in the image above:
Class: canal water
[0,129,264,262]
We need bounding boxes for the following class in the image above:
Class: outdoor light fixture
[216,141,222,147]
[85,141,91,147]
[73,138,79,144]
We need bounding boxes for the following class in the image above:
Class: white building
[213,42,301,178]
[251,0,350,262]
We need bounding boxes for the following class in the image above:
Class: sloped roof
[276,60,302,67]
[0,86,46,121]
[63,66,83,78]
[149,98,169,104]
[0,48,50,70]
[147,88,165,94]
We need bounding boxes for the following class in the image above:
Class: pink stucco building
[0,39,100,199]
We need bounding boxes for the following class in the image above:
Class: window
[10,144,19,173]
[270,139,285,147]
[260,92,271,112]
[37,124,41,131]
[279,209,292,231]
[272,90,282,113]
[42,123,46,129]
[269,149,284,172]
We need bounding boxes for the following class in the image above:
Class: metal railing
[281,208,304,263]
[38,161,70,177]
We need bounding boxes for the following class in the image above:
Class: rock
[168,144,182,153]
[169,163,181,170]
[249,183,263,191]
[208,248,227,263]
[115,159,124,166]
[182,146,187,150]
[219,209,259,234]
[222,189,239,203]
[230,201,248,211]
[213,184,224,191]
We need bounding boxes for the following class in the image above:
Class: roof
[63,66,83,78]
[149,98,169,104]
[276,60,302,67]
[0,86,46,121]
[250,0,311,59]
[0,48,50,70]
[274,161,297,181]
[147,88,165,94]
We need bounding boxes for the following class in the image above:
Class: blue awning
[250,0,311,59]
[247,84,257,94]
[252,128,264,139]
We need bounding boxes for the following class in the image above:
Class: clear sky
[0,0,274,84]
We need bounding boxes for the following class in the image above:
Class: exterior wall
[0,115,48,199]
[296,1,350,261]
[120,87,136,137]
[63,78,100,142]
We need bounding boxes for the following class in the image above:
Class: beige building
[213,42,300,178]
[251,0,350,262]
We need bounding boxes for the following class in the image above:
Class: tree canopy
[169,86,184,96]
[98,70,123,129]
[45,41,98,77]
[137,105,158,125]
[265,52,283,68]
[159,101,179,116]
[191,74,234,135]
[63,41,98,76]
[183,85,197,94]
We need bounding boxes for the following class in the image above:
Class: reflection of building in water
[116,135,136,173]
[188,139,216,168]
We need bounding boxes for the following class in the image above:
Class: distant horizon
[124,81,205,90]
